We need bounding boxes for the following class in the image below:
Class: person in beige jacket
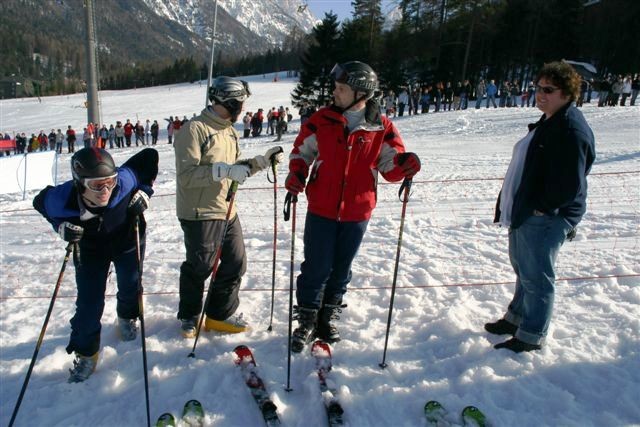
[175,76,283,337]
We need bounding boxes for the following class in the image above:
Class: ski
[155,413,176,427]
[424,400,451,426]
[155,400,204,427]
[233,345,281,426]
[182,399,205,427]
[311,340,344,426]
[461,405,487,427]
[424,401,488,427]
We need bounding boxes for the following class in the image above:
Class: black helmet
[208,76,251,121]
[330,61,379,97]
[71,147,117,189]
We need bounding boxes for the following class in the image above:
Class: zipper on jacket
[336,132,356,221]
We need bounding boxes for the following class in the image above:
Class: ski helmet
[71,147,117,191]
[330,61,379,98]
[208,76,251,121]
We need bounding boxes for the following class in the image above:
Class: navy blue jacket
[34,148,158,251]
[495,103,596,229]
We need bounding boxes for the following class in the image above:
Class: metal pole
[205,0,219,108]
[83,0,101,125]
[134,218,151,427]
[379,178,412,369]
[9,243,74,427]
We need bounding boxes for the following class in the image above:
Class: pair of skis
[233,341,344,426]
[156,400,204,427]
[424,400,487,427]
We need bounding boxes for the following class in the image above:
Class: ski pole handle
[398,177,412,202]
[283,192,297,221]
[226,180,239,202]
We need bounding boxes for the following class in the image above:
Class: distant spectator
[124,119,134,147]
[135,121,144,146]
[38,131,48,152]
[166,116,174,144]
[115,121,125,148]
[475,79,486,109]
[82,128,91,149]
[66,126,76,153]
[620,75,632,106]
[99,125,109,149]
[145,119,151,144]
[55,129,64,153]
[48,129,57,151]
[486,80,498,108]
[150,120,159,145]
[631,73,640,106]
[242,112,251,138]
[108,124,116,149]
[397,88,409,116]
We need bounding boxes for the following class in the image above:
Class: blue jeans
[296,213,368,308]
[504,214,573,345]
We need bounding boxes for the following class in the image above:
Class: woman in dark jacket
[486,62,596,353]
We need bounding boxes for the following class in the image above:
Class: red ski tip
[311,340,332,358]
[233,345,256,365]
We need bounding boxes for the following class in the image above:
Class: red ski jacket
[289,105,406,222]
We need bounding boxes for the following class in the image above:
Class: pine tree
[291,12,341,108]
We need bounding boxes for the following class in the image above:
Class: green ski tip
[182,399,204,426]
[424,400,448,425]
[155,412,176,427]
[461,405,487,427]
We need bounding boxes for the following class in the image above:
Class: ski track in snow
[1,74,639,427]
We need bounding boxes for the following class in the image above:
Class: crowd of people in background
[380,72,639,116]
[1,72,637,158]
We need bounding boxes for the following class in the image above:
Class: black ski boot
[291,306,318,353]
[316,303,346,343]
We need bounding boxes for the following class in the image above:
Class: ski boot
[118,317,138,341]
[68,352,99,383]
[205,312,249,333]
[316,302,346,343]
[291,306,318,353]
[180,316,199,338]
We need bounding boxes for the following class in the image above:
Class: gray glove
[254,146,284,169]
[211,163,251,184]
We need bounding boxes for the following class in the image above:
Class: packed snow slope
[1,74,639,426]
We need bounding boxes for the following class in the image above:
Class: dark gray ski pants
[178,215,246,320]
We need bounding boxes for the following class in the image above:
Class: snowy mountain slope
[141,0,317,46]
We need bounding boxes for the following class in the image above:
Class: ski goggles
[82,174,118,192]
[330,64,350,84]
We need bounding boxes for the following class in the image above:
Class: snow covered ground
[0,74,639,427]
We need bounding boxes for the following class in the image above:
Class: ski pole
[134,217,151,427]
[283,192,297,391]
[267,148,283,332]
[9,242,74,427]
[379,178,412,369]
[188,181,239,358]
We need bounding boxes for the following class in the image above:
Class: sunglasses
[536,85,560,94]
[83,174,117,192]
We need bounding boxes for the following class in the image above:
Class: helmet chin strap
[336,92,369,113]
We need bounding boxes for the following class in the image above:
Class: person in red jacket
[123,119,134,147]
[285,61,421,352]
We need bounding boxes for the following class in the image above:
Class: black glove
[128,190,150,216]
[395,152,421,178]
[58,222,84,242]
[285,172,306,195]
